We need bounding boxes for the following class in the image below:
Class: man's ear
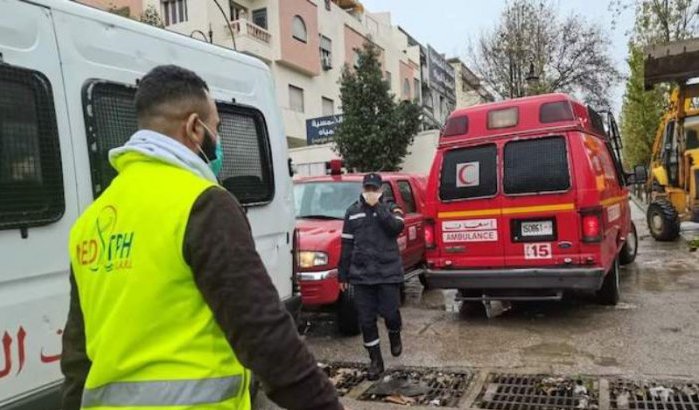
[185,113,202,144]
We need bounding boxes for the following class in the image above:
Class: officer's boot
[366,345,384,381]
[388,330,402,357]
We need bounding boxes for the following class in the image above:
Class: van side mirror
[627,165,648,185]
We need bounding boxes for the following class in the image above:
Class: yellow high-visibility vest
[69,152,251,409]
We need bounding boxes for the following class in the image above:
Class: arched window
[292,15,307,42]
[402,79,411,99]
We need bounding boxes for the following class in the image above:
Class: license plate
[521,220,553,237]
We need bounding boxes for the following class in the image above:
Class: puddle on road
[520,342,620,368]
[623,263,694,293]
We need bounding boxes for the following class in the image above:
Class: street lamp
[525,62,540,95]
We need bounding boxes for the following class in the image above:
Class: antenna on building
[211,0,237,51]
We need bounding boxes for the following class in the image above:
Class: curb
[629,195,648,213]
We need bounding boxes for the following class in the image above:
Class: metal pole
[212,0,236,50]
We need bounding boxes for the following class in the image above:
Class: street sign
[306,114,344,145]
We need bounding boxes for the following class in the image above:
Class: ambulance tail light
[580,208,603,243]
[424,219,436,249]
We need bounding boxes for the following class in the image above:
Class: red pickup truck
[294,163,428,335]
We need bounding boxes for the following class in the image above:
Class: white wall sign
[441,219,498,242]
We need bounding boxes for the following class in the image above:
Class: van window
[397,180,416,213]
[217,103,275,205]
[504,136,570,194]
[382,182,396,204]
[82,81,138,197]
[294,182,360,219]
[83,81,275,205]
[440,144,497,201]
[587,107,607,136]
[0,65,64,230]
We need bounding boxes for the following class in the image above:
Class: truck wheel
[419,272,431,290]
[597,258,620,306]
[337,286,360,336]
[619,221,638,265]
[647,199,680,241]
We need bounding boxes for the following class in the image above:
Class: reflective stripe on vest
[82,375,243,408]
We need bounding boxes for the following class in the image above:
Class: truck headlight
[299,251,329,268]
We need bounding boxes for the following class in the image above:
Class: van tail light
[424,219,436,249]
[580,208,603,243]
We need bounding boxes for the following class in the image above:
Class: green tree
[614,0,698,166]
[334,41,422,172]
[472,0,620,108]
[620,45,665,167]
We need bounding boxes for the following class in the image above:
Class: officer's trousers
[353,284,402,347]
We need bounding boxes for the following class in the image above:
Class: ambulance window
[440,144,498,201]
[217,103,275,205]
[82,81,138,198]
[0,65,64,230]
[587,107,607,136]
[397,181,416,213]
[504,136,570,194]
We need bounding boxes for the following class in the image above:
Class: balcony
[224,20,274,62]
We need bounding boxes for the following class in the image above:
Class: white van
[0,1,298,408]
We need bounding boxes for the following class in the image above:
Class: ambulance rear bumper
[425,267,605,291]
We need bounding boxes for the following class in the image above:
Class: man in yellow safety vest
[61,65,342,410]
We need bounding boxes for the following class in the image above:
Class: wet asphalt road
[256,204,699,409]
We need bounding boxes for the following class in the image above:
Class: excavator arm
[644,38,699,91]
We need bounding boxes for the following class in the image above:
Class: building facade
[79,0,431,147]
[448,58,495,109]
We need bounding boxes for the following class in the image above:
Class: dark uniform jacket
[61,187,342,410]
[338,195,405,285]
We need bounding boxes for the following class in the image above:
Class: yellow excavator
[641,38,699,241]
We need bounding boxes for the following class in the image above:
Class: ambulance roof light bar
[326,159,344,175]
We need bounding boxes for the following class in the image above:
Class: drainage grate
[610,379,699,410]
[320,362,369,397]
[358,368,473,407]
[475,373,599,410]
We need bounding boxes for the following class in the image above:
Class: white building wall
[289,129,439,176]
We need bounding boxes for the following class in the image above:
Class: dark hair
[135,65,210,124]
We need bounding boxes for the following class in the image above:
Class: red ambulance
[422,93,638,305]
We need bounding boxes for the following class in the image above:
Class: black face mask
[197,126,217,163]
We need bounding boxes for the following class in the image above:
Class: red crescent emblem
[458,164,477,186]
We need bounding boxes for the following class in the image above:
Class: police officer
[61,65,341,410]
[338,173,405,381]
